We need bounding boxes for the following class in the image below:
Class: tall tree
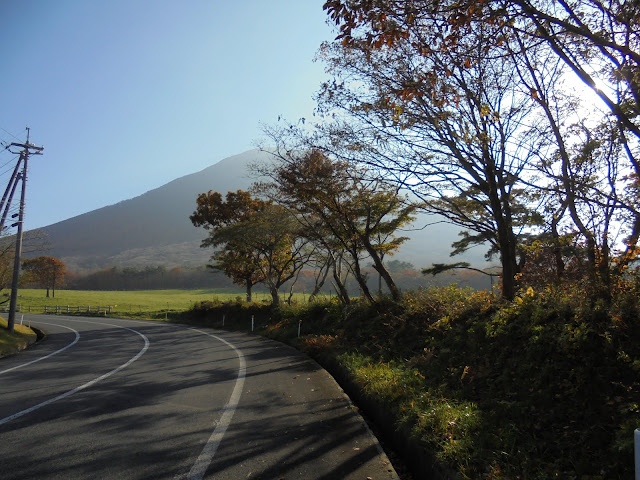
[214,203,313,305]
[191,190,268,302]
[22,256,66,298]
[315,6,544,299]
[323,0,640,298]
[494,2,640,298]
[257,146,417,302]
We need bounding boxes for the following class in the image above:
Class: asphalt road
[0,315,398,479]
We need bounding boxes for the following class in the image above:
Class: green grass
[5,289,329,319]
[0,316,37,357]
[7,288,243,313]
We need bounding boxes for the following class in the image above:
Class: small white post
[20,315,23,325]
[635,428,639,480]
[251,315,254,332]
[298,320,301,338]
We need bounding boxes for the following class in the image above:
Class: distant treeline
[65,266,233,291]
[64,261,492,293]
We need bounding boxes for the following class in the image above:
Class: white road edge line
[184,328,246,480]
[0,324,150,427]
[0,322,80,376]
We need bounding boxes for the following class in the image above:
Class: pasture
[1,289,324,317]
[3,289,240,316]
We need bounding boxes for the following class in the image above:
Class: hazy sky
[0,1,334,230]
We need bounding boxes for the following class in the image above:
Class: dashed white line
[0,322,80,376]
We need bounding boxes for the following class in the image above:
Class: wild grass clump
[0,317,37,357]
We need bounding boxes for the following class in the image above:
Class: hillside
[27,149,489,274]
[30,150,263,271]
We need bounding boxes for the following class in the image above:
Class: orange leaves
[399,89,415,102]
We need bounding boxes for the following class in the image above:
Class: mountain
[28,149,488,272]
[30,150,265,271]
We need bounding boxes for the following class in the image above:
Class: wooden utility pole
[4,128,43,332]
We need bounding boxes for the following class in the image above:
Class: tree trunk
[269,286,280,306]
[46,287,50,298]
[310,258,331,301]
[246,280,253,303]
[332,261,351,304]
[349,250,374,302]
[598,231,612,303]
[551,206,566,281]
[362,238,401,300]
[484,151,519,301]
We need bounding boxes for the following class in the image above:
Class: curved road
[0,315,397,479]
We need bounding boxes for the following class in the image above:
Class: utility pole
[4,128,43,332]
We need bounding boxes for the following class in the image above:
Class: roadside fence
[1,305,114,314]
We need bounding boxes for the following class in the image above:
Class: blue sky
[0,1,334,230]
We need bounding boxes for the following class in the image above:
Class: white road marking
[0,323,150,427]
[0,322,80,376]
[183,328,246,480]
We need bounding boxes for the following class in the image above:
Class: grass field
[3,288,242,314]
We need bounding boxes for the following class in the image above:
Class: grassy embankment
[0,316,38,357]
[179,286,640,480]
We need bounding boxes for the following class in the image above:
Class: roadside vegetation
[181,282,639,479]
[0,316,37,357]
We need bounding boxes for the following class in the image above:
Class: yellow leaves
[392,104,404,123]
[515,286,536,305]
[479,104,500,122]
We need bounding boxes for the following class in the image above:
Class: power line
[0,127,20,142]
[4,128,43,332]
